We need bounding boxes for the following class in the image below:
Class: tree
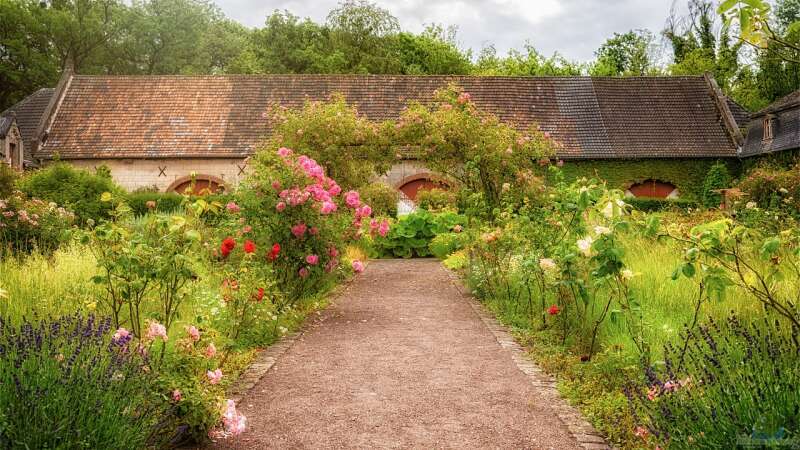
[719,0,800,63]
[391,25,472,75]
[591,29,655,76]
[473,44,582,76]
[326,0,400,73]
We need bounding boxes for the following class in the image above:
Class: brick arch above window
[167,174,227,195]
[625,179,679,199]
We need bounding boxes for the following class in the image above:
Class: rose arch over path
[208,259,606,449]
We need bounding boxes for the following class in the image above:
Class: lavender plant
[0,312,169,449]
[628,316,800,449]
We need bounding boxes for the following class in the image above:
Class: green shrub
[0,192,75,254]
[0,164,17,198]
[0,312,169,449]
[443,250,468,270]
[428,232,466,259]
[738,162,800,217]
[359,182,399,217]
[629,316,800,449]
[18,163,123,224]
[626,197,697,212]
[374,210,465,258]
[128,192,185,216]
[416,188,458,212]
[701,161,731,208]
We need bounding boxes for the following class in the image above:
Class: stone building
[5,70,758,201]
[741,89,800,157]
[0,114,24,170]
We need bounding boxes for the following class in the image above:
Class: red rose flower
[267,243,281,261]
[243,240,256,254]
[548,305,560,316]
[220,237,236,257]
[254,287,265,301]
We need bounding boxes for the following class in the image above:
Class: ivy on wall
[553,158,742,201]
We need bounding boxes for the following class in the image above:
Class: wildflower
[186,325,200,342]
[746,201,757,209]
[222,399,247,436]
[298,267,310,278]
[621,269,635,280]
[539,258,557,271]
[344,191,361,208]
[146,321,168,342]
[306,254,319,265]
[207,368,223,384]
[226,202,241,213]
[457,92,471,104]
[634,426,649,439]
[547,305,560,315]
[271,180,281,191]
[378,220,390,237]
[205,343,217,358]
[352,260,365,273]
[593,225,611,236]
[243,240,256,254]
[663,380,679,392]
[172,389,182,402]
[112,327,130,341]
[146,200,157,210]
[647,385,659,401]
[276,201,286,212]
[267,243,281,261]
[576,236,594,257]
[277,147,292,157]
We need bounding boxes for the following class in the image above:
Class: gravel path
[209,259,583,449]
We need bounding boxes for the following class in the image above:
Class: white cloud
[216,0,680,62]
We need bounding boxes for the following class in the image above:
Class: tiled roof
[742,101,800,157]
[753,89,800,117]
[726,98,751,128]
[2,88,55,161]
[38,75,740,160]
[0,115,12,138]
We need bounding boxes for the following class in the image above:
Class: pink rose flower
[344,191,361,209]
[277,147,292,157]
[205,342,217,358]
[298,267,310,278]
[309,226,319,236]
[320,201,337,214]
[186,325,200,342]
[291,223,307,238]
[356,204,372,219]
[378,220,390,237]
[352,260,365,273]
[225,202,240,213]
[113,327,130,341]
[222,399,247,436]
[172,389,182,402]
[271,180,281,191]
[276,201,286,212]
[145,321,168,342]
[207,368,223,385]
[328,246,339,258]
[306,254,319,265]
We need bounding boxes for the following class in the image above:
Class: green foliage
[428,231,466,259]
[18,163,123,224]
[0,312,168,449]
[738,161,800,216]
[416,188,458,212]
[472,44,582,76]
[374,210,465,258]
[591,29,656,76]
[443,249,467,270]
[127,192,184,215]
[0,164,17,198]
[359,182,398,217]
[556,158,740,201]
[701,161,731,208]
[265,95,393,189]
[626,197,697,212]
[630,316,800,449]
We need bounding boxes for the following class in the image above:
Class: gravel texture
[208,259,584,449]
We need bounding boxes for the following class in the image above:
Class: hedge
[626,197,698,212]
[127,192,233,216]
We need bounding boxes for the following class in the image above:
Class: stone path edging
[445,270,611,450]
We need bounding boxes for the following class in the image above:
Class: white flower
[539,258,557,271]
[745,201,757,209]
[502,182,511,192]
[594,225,611,236]
[576,236,594,257]
[779,188,789,194]
[621,269,635,280]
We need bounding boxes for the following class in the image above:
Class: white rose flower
[779,188,789,194]
[746,201,757,209]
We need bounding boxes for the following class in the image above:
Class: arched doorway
[167,175,226,195]
[397,174,448,201]
[626,180,679,199]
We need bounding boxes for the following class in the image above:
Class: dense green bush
[428,231,466,259]
[626,197,697,212]
[0,192,75,254]
[0,313,169,449]
[359,182,399,217]
[0,164,16,198]
[629,316,800,449]
[738,162,800,216]
[701,161,731,208]
[416,188,458,211]
[127,192,185,216]
[374,209,465,258]
[18,163,122,224]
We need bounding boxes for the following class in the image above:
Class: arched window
[626,180,679,199]
[167,175,226,195]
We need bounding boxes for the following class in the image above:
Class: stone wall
[1,124,23,169]
[67,158,250,192]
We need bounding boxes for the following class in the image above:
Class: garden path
[208,259,588,449]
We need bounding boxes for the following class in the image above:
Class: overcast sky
[214,0,688,62]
